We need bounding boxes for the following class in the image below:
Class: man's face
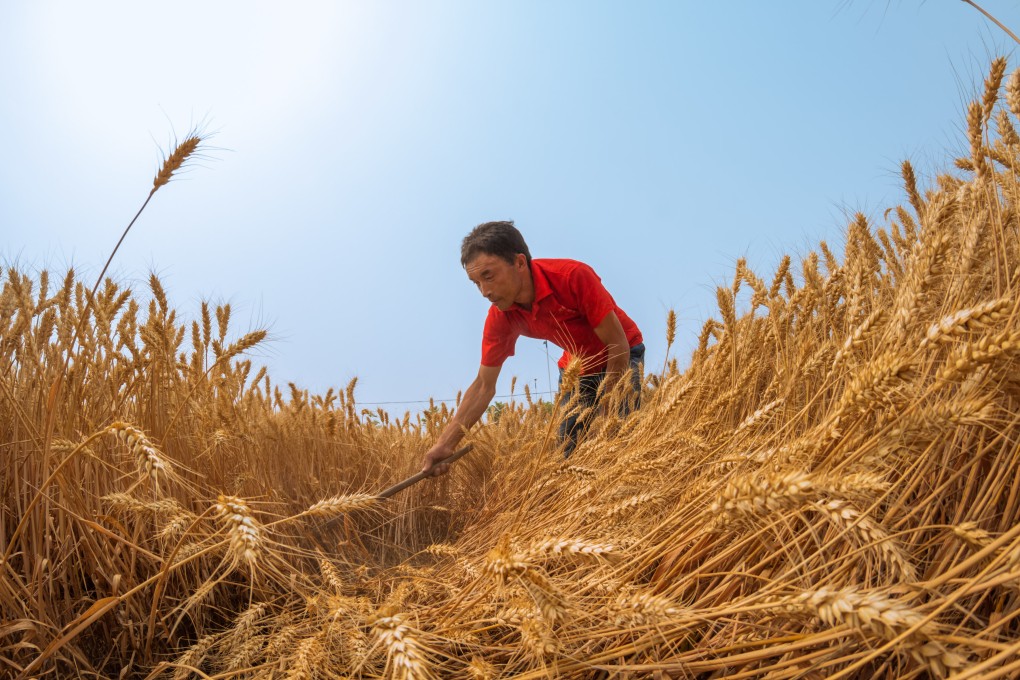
[465,252,528,311]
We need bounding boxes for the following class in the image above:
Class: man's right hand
[421,442,455,477]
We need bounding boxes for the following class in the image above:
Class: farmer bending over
[422,221,644,476]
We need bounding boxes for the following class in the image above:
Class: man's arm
[594,311,631,389]
[421,364,501,476]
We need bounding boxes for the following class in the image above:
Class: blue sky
[0,2,1014,410]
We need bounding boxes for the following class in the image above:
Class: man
[422,221,644,476]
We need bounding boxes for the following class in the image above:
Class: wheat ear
[612,589,686,626]
[151,134,202,196]
[792,587,965,678]
[923,298,1010,346]
[108,421,173,490]
[370,611,432,680]
[214,494,261,568]
[301,493,378,518]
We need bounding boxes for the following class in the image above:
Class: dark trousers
[558,343,645,458]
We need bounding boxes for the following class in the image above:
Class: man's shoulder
[533,258,595,277]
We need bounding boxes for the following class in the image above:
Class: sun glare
[28,2,364,141]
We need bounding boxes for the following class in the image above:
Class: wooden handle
[376,444,474,499]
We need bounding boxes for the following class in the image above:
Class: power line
[359,390,558,406]
[544,340,552,395]
[359,342,563,407]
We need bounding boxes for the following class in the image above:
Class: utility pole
[544,340,552,395]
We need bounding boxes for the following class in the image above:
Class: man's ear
[515,253,528,270]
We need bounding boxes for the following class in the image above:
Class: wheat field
[3,59,1020,679]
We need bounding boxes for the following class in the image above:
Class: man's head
[461,221,534,311]
[460,221,532,268]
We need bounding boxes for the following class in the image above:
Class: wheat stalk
[284,634,325,680]
[301,493,378,518]
[711,471,815,521]
[612,589,686,626]
[171,635,215,680]
[108,421,174,490]
[939,329,1020,382]
[320,558,346,593]
[831,308,886,372]
[151,134,202,196]
[370,610,432,680]
[811,499,916,581]
[214,494,261,568]
[790,587,965,678]
[922,297,1010,346]
[525,537,615,560]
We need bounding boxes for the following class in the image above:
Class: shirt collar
[530,260,554,302]
[512,260,552,313]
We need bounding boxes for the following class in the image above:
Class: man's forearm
[436,380,495,447]
[593,311,632,391]
[605,350,630,388]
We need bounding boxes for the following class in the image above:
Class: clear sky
[0,2,1014,410]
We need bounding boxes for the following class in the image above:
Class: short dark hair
[461,220,532,267]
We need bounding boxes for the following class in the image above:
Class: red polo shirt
[481,259,642,375]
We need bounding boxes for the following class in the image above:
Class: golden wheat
[8,57,1020,679]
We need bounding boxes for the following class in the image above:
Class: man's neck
[515,265,536,311]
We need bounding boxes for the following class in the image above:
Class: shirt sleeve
[480,306,519,367]
[568,262,618,330]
